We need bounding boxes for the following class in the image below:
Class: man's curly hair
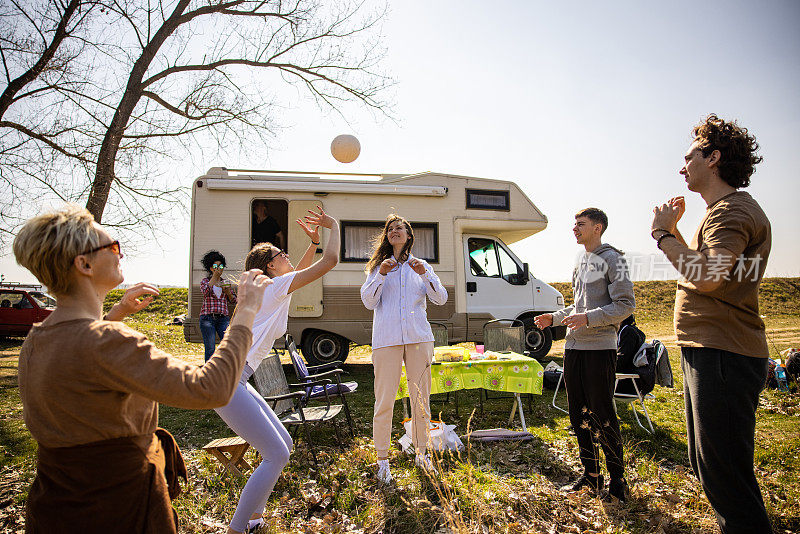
[692,114,762,188]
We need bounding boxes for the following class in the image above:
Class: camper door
[287,200,324,317]
[464,235,532,321]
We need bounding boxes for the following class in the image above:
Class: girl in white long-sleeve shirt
[360,214,448,484]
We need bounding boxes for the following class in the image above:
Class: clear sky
[3,0,799,286]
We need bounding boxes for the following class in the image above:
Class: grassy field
[1,279,798,533]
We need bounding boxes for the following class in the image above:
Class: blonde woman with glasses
[12,205,271,532]
[360,214,448,484]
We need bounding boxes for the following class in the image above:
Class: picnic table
[395,352,544,429]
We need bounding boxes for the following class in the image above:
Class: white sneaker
[415,453,436,473]
[245,518,264,534]
[377,459,393,484]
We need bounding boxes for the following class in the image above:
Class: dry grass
[1,279,798,532]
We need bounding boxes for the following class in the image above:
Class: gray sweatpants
[215,364,293,532]
[681,347,772,534]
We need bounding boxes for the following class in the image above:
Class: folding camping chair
[482,319,530,428]
[428,321,458,417]
[284,334,356,436]
[483,319,526,355]
[553,319,644,414]
[613,341,666,433]
[551,340,667,433]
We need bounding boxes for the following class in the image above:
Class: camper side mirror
[506,263,529,286]
[508,263,529,285]
[523,262,529,281]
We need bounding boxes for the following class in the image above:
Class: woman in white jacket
[360,214,448,484]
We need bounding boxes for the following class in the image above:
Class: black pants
[564,348,624,480]
[681,347,772,534]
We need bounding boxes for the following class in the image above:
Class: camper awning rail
[204,179,447,197]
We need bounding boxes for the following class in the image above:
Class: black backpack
[616,317,646,373]
[615,316,659,397]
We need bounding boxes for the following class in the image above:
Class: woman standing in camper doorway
[216,207,339,534]
[361,214,448,484]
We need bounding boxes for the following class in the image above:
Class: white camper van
[186,168,566,364]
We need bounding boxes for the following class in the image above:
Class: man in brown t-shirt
[650,114,772,534]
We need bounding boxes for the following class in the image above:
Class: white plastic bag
[398,418,464,453]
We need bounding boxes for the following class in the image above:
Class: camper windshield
[468,238,500,277]
[468,237,523,282]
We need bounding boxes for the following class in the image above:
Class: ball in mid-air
[331,134,361,163]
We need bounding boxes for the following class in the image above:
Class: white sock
[377,458,389,469]
[248,518,264,530]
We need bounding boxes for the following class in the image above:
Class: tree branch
[0,120,94,162]
[0,0,84,118]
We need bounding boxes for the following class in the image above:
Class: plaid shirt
[200,277,236,315]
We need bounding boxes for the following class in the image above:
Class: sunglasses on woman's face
[212,263,224,270]
[81,240,122,257]
[264,249,288,264]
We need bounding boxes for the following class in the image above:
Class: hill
[552,277,799,320]
[108,277,800,323]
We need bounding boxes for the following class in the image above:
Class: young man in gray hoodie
[535,208,635,501]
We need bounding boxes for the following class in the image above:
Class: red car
[0,283,55,337]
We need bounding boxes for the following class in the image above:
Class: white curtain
[344,225,382,259]
[411,227,435,260]
[344,224,436,261]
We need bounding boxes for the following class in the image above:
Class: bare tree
[0,0,391,245]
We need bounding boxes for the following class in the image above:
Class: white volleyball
[330,134,361,163]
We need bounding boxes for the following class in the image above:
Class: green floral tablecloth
[396,353,544,400]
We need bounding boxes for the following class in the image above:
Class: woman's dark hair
[692,114,762,188]
[365,214,414,273]
[201,250,227,276]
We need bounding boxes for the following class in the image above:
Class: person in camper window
[215,207,339,534]
[361,214,448,484]
[251,199,285,249]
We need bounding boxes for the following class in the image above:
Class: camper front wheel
[521,319,553,361]
[302,330,349,366]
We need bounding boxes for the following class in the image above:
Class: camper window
[341,221,439,263]
[497,245,524,283]
[466,189,510,211]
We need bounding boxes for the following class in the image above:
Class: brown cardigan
[19,320,251,448]
[18,319,252,531]
[25,429,186,533]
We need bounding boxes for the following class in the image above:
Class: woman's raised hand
[105,282,160,321]
[378,258,397,275]
[235,269,272,317]
[408,255,426,275]
[296,218,320,243]
[304,206,335,229]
